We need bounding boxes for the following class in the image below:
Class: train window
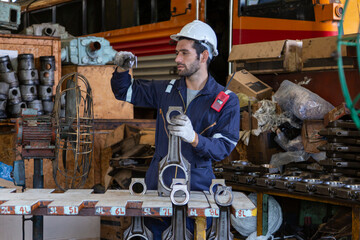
[56,1,83,36]
[157,0,171,22]
[239,0,315,21]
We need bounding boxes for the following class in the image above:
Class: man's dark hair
[178,37,212,66]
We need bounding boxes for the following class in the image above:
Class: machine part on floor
[18,54,35,70]
[61,36,117,65]
[294,178,323,194]
[53,72,94,190]
[158,106,191,197]
[319,128,360,137]
[0,81,9,100]
[42,100,54,115]
[207,186,234,240]
[328,137,360,145]
[162,183,193,240]
[8,86,21,104]
[320,159,360,168]
[40,56,56,71]
[22,23,73,39]
[16,112,55,159]
[11,159,25,187]
[337,0,360,130]
[27,100,44,115]
[39,70,55,86]
[0,99,7,118]
[18,69,39,85]
[7,101,26,118]
[20,84,37,102]
[0,2,21,30]
[38,85,53,101]
[210,179,226,196]
[256,174,282,188]
[0,55,13,72]
[129,178,147,195]
[124,178,153,240]
[0,71,18,87]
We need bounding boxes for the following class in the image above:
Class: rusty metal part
[294,178,323,194]
[27,100,44,115]
[8,86,22,105]
[0,82,9,100]
[0,99,7,119]
[318,143,360,152]
[158,106,191,197]
[319,128,360,138]
[20,84,37,102]
[316,181,346,197]
[40,56,56,71]
[38,85,53,100]
[17,114,55,159]
[326,152,360,161]
[274,176,302,191]
[320,159,360,168]
[0,71,19,87]
[256,173,282,188]
[207,186,234,240]
[53,72,94,191]
[18,54,35,70]
[327,120,358,129]
[7,101,26,117]
[18,69,39,85]
[328,137,360,145]
[39,70,55,86]
[236,172,260,185]
[0,55,13,73]
[335,184,360,200]
[162,183,193,240]
[42,100,54,115]
[129,178,147,195]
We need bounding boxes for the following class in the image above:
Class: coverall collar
[176,74,217,96]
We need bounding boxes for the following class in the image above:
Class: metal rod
[196,0,199,20]
[33,158,44,240]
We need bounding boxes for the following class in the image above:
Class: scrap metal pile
[217,119,360,201]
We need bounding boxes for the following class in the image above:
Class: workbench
[231,183,360,240]
[0,188,256,239]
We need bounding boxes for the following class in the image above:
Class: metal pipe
[228,0,234,75]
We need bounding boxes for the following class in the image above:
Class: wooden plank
[188,191,217,217]
[231,191,257,218]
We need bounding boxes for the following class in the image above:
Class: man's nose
[175,54,182,63]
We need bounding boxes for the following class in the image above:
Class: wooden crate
[62,65,134,119]
[0,33,61,85]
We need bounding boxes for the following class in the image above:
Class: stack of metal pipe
[18,53,42,115]
[38,56,55,115]
[0,55,22,118]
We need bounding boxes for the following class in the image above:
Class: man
[111,20,240,238]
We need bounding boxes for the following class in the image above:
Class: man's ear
[201,50,209,63]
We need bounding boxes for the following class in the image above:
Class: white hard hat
[170,20,218,58]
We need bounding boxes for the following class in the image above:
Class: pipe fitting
[40,56,56,71]
[8,86,22,105]
[38,85,53,100]
[18,54,35,70]
[0,55,13,73]
[39,70,55,86]
[27,100,44,115]
[0,71,19,87]
[0,82,10,100]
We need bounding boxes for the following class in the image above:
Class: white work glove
[168,114,196,143]
[114,51,136,70]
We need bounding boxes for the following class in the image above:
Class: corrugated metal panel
[133,54,178,80]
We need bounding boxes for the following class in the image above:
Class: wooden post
[195,216,206,240]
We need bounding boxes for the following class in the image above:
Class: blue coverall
[111,70,240,238]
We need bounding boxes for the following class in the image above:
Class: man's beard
[178,59,200,78]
